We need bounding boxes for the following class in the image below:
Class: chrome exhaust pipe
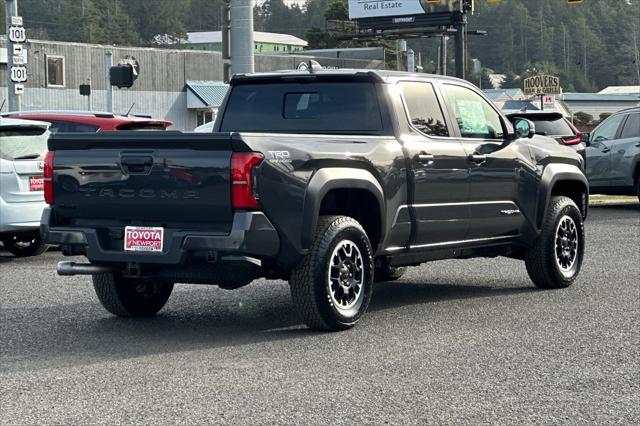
[57,261,113,276]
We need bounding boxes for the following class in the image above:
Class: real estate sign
[348,0,464,20]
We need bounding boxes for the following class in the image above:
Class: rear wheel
[525,196,585,289]
[636,174,640,203]
[92,273,173,317]
[1,233,48,257]
[289,216,374,331]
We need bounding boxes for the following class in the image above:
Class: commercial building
[186,31,307,54]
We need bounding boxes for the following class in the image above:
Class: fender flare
[537,163,589,228]
[301,168,385,250]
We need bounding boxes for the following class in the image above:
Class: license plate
[29,176,44,192]
[124,226,164,252]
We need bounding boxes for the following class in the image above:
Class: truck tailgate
[49,132,234,229]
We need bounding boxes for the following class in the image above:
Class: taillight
[43,151,54,204]
[231,152,264,210]
[562,132,582,145]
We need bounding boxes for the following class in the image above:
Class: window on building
[399,82,449,137]
[197,110,215,127]
[46,55,65,87]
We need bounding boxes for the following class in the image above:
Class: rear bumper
[41,208,280,264]
[0,197,46,235]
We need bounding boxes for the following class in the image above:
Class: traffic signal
[109,64,137,88]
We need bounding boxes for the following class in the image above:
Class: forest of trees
[2,0,639,91]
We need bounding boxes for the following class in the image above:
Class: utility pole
[454,14,466,79]
[439,34,448,76]
[5,0,22,112]
[230,0,254,75]
[105,51,113,112]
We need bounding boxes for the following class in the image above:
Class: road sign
[13,45,23,56]
[543,95,555,107]
[15,84,24,96]
[523,75,561,95]
[11,16,23,26]
[10,66,28,83]
[8,26,27,43]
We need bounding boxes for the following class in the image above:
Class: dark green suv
[585,107,640,201]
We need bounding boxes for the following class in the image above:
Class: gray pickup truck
[42,70,588,331]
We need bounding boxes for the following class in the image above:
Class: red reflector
[43,151,54,204]
[231,152,264,210]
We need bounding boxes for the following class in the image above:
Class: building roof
[185,81,229,109]
[560,92,640,102]
[187,31,308,47]
[502,100,540,111]
[483,88,524,101]
[598,86,640,95]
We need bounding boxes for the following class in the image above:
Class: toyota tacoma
[41,70,588,331]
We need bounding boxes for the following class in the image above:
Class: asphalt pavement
[1,204,639,424]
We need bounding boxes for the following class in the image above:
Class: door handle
[414,152,435,165]
[601,147,611,153]
[468,154,487,164]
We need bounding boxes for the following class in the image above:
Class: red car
[1,111,172,132]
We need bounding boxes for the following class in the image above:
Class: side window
[591,115,625,143]
[443,84,504,139]
[620,113,639,139]
[399,82,449,137]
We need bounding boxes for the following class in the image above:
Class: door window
[620,113,639,139]
[591,115,624,144]
[399,82,449,137]
[444,84,504,139]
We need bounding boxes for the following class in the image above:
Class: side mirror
[514,118,536,139]
[581,132,590,146]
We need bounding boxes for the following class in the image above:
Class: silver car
[0,118,51,257]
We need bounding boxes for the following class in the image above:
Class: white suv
[0,118,51,257]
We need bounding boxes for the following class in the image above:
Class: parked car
[1,111,172,132]
[506,111,585,160]
[0,118,51,257]
[43,70,588,331]
[583,107,640,200]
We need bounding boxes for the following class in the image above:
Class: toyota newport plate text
[124,226,164,252]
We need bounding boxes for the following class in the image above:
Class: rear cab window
[398,81,450,137]
[0,127,50,161]
[220,79,386,134]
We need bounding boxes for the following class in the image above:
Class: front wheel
[289,216,374,331]
[92,273,174,317]
[525,196,585,289]
[1,233,49,257]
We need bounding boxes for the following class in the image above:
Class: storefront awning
[186,81,229,109]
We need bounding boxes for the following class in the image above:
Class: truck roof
[231,69,468,85]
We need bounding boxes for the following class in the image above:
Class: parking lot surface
[1,204,639,424]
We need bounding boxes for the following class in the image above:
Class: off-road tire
[1,234,49,257]
[374,263,407,282]
[92,273,174,317]
[289,216,374,331]
[525,196,585,289]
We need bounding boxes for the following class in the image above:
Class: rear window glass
[220,81,384,134]
[0,128,49,161]
[48,121,100,133]
[528,117,574,136]
[117,123,168,131]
